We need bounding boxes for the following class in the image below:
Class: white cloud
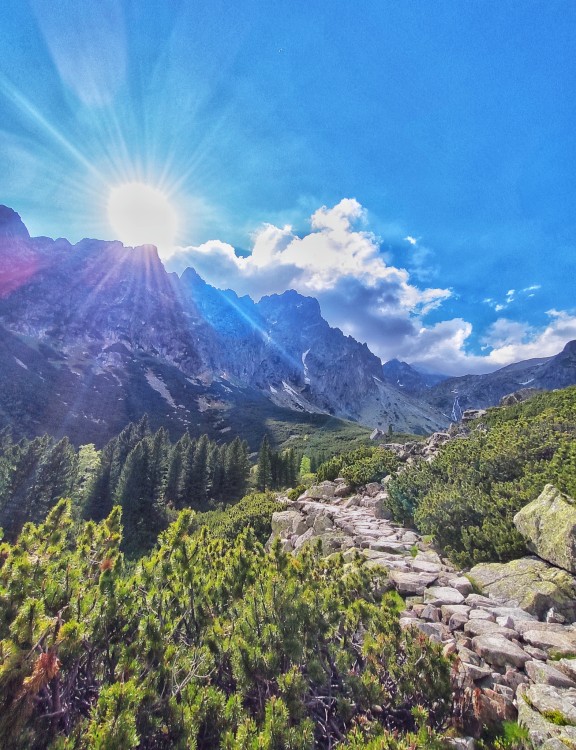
[164,199,573,376]
[484,284,540,312]
[167,196,451,327]
[407,310,576,375]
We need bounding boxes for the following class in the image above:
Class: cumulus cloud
[166,197,451,340]
[407,310,576,375]
[164,199,573,376]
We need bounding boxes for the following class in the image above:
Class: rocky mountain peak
[0,205,30,240]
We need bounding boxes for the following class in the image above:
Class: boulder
[557,658,576,682]
[448,576,474,596]
[364,482,383,497]
[525,659,576,688]
[305,483,336,500]
[424,586,465,606]
[334,482,352,497]
[312,513,334,534]
[315,531,355,555]
[471,635,531,669]
[471,688,516,733]
[271,510,306,536]
[389,570,438,595]
[522,629,576,658]
[514,484,576,574]
[469,557,576,623]
[463,619,517,639]
[520,683,576,725]
[517,687,576,748]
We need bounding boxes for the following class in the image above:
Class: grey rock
[424,586,465,606]
[305,484,336,500]
[463,619,517,639]
[524,645,548,661]
[469,556,576,622]
[522,629,576,657]
[449,613,469,631]
[514,484,576,574]
[420,604,441,622]
[471,635,531,668]
[312,513,334,534]
[410,559,443,574]
[525,659,576,688]
[271,510,306,536]
[468,609,496,621]
[557,658,576,681]
[449,576,474,596]
[389,570,438,595]
[334,483,352,497]
[520,683,576,725]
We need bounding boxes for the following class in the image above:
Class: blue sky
[1,0,575,373]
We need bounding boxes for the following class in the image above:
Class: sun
[107,182,178,252]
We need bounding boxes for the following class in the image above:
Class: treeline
[0,416,332,556]
[0,417,252,554]
[0,430,78,539]
[255,435,299,490]
[82,417,252,555]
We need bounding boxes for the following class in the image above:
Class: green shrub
[195,491,282,543]
[316,447,399,489]
[287,485,306,501]
[0,500,451,749]
[387,386,576,567]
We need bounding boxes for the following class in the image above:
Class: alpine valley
[1,204,575,449]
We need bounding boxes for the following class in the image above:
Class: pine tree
[177,434,197,508]
[165,438,184,505]
[256,436,272,491]
[115,438,167,555]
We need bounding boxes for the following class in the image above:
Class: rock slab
[514,484,576,574]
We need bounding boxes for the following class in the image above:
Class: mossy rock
[514,485,576,574]
[469,556,576,622]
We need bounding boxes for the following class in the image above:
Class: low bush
[0,500,452,749]
[316,446,399,489]
[387,387,576,567]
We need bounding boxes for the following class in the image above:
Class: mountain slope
[419,343,576,417]
[0,206,448,443]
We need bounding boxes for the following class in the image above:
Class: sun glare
[107,182,178,253]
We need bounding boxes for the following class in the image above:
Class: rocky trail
[268,477,576,749]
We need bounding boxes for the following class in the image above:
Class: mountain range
[1,205,575,447]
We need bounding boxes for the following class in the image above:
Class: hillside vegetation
[0,500,451,749]
[387,387,576,567]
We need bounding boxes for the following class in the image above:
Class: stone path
[269,479,576,747]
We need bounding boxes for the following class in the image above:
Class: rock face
[469,557,576,623]
[514,484,576,574]
[384,342,576,417]
[0,206,450,444]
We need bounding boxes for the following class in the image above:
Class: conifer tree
[190,434,210,509]
[177,433,197,508]
[256,436,272,491]
[115,438,167,554]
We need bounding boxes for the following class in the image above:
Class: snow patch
[302,348,311,384]
[13,357,28,370]
[519,378,535,385]
[145,369,177,408]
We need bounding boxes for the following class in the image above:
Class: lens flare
[107,182,178,252]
